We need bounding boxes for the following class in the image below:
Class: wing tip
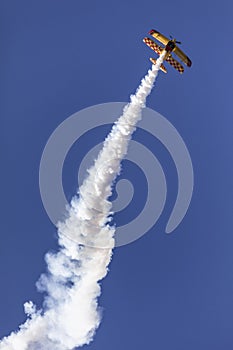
[149,29,158,35]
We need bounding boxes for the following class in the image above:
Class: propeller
[169,35,182,44]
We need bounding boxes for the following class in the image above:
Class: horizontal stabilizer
[150,58,167,73]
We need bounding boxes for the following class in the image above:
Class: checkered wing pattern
[166,55,184,74]
[143,37,163,55]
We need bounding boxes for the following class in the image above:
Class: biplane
[143,29,192,74]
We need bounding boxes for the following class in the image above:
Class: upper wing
[173,46,192,67]
[143,37,164,55]
[166,55,184,74]
[149,29,169,46]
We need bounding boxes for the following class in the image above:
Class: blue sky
[1,0,233,349]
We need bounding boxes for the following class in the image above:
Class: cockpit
[166,41,176,51]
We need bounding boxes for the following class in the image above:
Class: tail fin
[150,58,167,73]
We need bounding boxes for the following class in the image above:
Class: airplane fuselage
[163,40,176,59]
[165,40,176,52]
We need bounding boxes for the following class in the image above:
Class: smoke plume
[0,53,165,350]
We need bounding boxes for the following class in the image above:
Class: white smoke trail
[0,53,165,350]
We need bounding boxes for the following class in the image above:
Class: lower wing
[166,55,184,74]
[143,37,164,55]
